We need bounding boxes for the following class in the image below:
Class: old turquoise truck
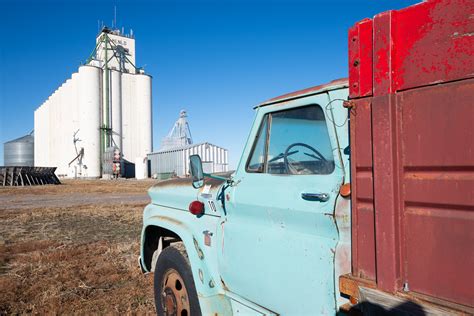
[139,0,474,315]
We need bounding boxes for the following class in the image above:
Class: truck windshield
[247,104,335,175]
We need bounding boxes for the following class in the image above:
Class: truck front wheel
[154,243,201,316]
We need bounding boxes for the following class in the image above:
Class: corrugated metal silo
[148,142,229,179]
[4,134,35,166]
[78,65,101,177]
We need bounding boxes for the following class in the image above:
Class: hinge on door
[343,100,356,109]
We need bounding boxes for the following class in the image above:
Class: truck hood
[147,172,233,214]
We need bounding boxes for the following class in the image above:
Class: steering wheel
[283,142,327,174]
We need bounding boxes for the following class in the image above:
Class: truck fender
[140,217,223,296]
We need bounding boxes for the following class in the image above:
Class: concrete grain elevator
[34,27,152,178]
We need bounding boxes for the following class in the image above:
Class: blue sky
[0,0,417,168]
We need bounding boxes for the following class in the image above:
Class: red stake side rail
[341,0,474,314]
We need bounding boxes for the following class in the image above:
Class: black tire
[154,243,202,316]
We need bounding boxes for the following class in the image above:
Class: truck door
[217,96,345,315]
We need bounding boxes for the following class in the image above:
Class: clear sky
[0,0,417,168]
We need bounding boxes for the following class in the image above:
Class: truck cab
[140,1,474,314]
[140,79,352,315]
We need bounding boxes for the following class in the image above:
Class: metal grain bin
[148,142,228,179]
[4,134,34,166]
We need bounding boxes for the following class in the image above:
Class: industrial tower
[34,27,152,178]
[160,110,193,150]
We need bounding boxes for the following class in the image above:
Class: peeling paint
[193,237,205,260]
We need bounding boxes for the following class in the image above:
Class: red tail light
[339,183,351,198]
[189,200,205,216]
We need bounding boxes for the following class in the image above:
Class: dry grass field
[0,179,157,314]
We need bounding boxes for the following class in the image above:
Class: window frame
[245,103,334,175]
[245,114,270,173]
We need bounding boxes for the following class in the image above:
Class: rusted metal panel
[399,78,474,306]
[392,0,474,91]
[348,18,373,98]
[349,99,376,281]
[348,0,474,310]
[373,11,397,96]
[399,80,474,171]
[349,0,474,98]
[371,0,474,94]
[371,93,402,293]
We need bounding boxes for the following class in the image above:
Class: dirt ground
[0,179,158,314]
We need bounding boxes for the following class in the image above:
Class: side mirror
[189,155,204,188]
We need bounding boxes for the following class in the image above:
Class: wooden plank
[358,287,470,316]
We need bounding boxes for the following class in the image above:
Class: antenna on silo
[114,5,117,29]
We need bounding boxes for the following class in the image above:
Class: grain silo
[33,26,153,178]
[4,134,34,167]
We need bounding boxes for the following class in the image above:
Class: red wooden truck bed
[340,0,474,314]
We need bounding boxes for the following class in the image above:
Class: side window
[246,105,335,175]
[247,115,268,173]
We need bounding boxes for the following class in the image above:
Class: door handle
[301,192,330,202]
